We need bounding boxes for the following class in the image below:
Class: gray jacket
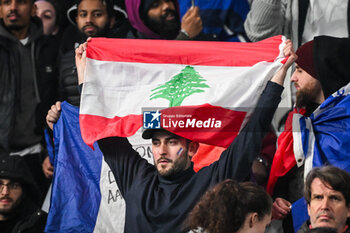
[244,0,297,46]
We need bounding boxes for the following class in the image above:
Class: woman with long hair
[185,179,272,233]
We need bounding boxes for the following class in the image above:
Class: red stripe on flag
[86,36,283,67]
[266,109,306,194]
[160,104,246,148]
[79,114,143,147]
[80,104,246,148]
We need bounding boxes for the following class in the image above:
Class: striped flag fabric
[46,101,130,232]
[80,36,287,148]
[47,37,287,232]
[291,82,350,232]
[293,82,350,180]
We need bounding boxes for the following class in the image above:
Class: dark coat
[0,17,59,153]
[297,220,350,233]
[58,20,135,106]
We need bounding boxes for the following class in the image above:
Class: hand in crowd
[281,39,298,72]
[75,37,91,84]
[42,156,54,178]
[46,101,62,131]
[181,6,202,38]
[270,39,297,85]
[272,197,292,220]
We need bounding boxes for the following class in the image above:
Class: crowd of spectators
[1,0,349,232]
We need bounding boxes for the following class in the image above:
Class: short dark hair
[185,180,272,233]
[304,166,350,206]
[76,0,115,19]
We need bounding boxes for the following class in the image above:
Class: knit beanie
[295,40,317,79]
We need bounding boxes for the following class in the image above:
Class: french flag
[46,37,287,232]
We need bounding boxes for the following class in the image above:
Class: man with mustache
[42,0,132,178]
[0,153,47,232]
[297,166,350,233]
[0,0,59,200]
[125,0,202,40]
[60,0,130,54]
[267,36,350,233]
[46,38,295,233]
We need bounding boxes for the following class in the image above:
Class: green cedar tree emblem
[150,66,210,107]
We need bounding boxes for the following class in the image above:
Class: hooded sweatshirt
[125,0,182,39]
[313,36,350,100]
[0,154,47,233]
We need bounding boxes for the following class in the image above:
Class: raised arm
[213,40,297,181]
[75,38,91,85]
[270,39,297,85]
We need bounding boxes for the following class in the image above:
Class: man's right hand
[181,6,202,38]
[272,197,292,220]
[46,101,62,130]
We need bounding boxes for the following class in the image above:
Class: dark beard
[0,193,24,217]
[79,23,110,39]
[296,89,320,116]
[6,24,26,31]
[145,9,180,39]
[156,151,189,178]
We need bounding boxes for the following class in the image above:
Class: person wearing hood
[125,0,202,40]
[266,36,350,233]
[0,0,59,200]
[41,0,134,178]
[57,0,132,107]
[60,0,132,54]
[0,153,47,233]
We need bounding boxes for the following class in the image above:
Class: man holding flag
[50,37,296,232]
[267,36,350,233]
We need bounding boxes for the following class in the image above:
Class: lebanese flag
[80,36,286,148]
[266,108,306,194]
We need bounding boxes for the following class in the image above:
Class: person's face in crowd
[76,0,112,38]
[35,0,57,35]
[291,64,324,107]
[0,0,35,32]
[152,130,196,178]
[0,179,23,219]
[307,178,350,233]
[146,0,180,39]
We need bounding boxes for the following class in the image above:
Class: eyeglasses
[0,182,21,192]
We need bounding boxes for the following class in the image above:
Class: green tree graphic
[150,66,210,107]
